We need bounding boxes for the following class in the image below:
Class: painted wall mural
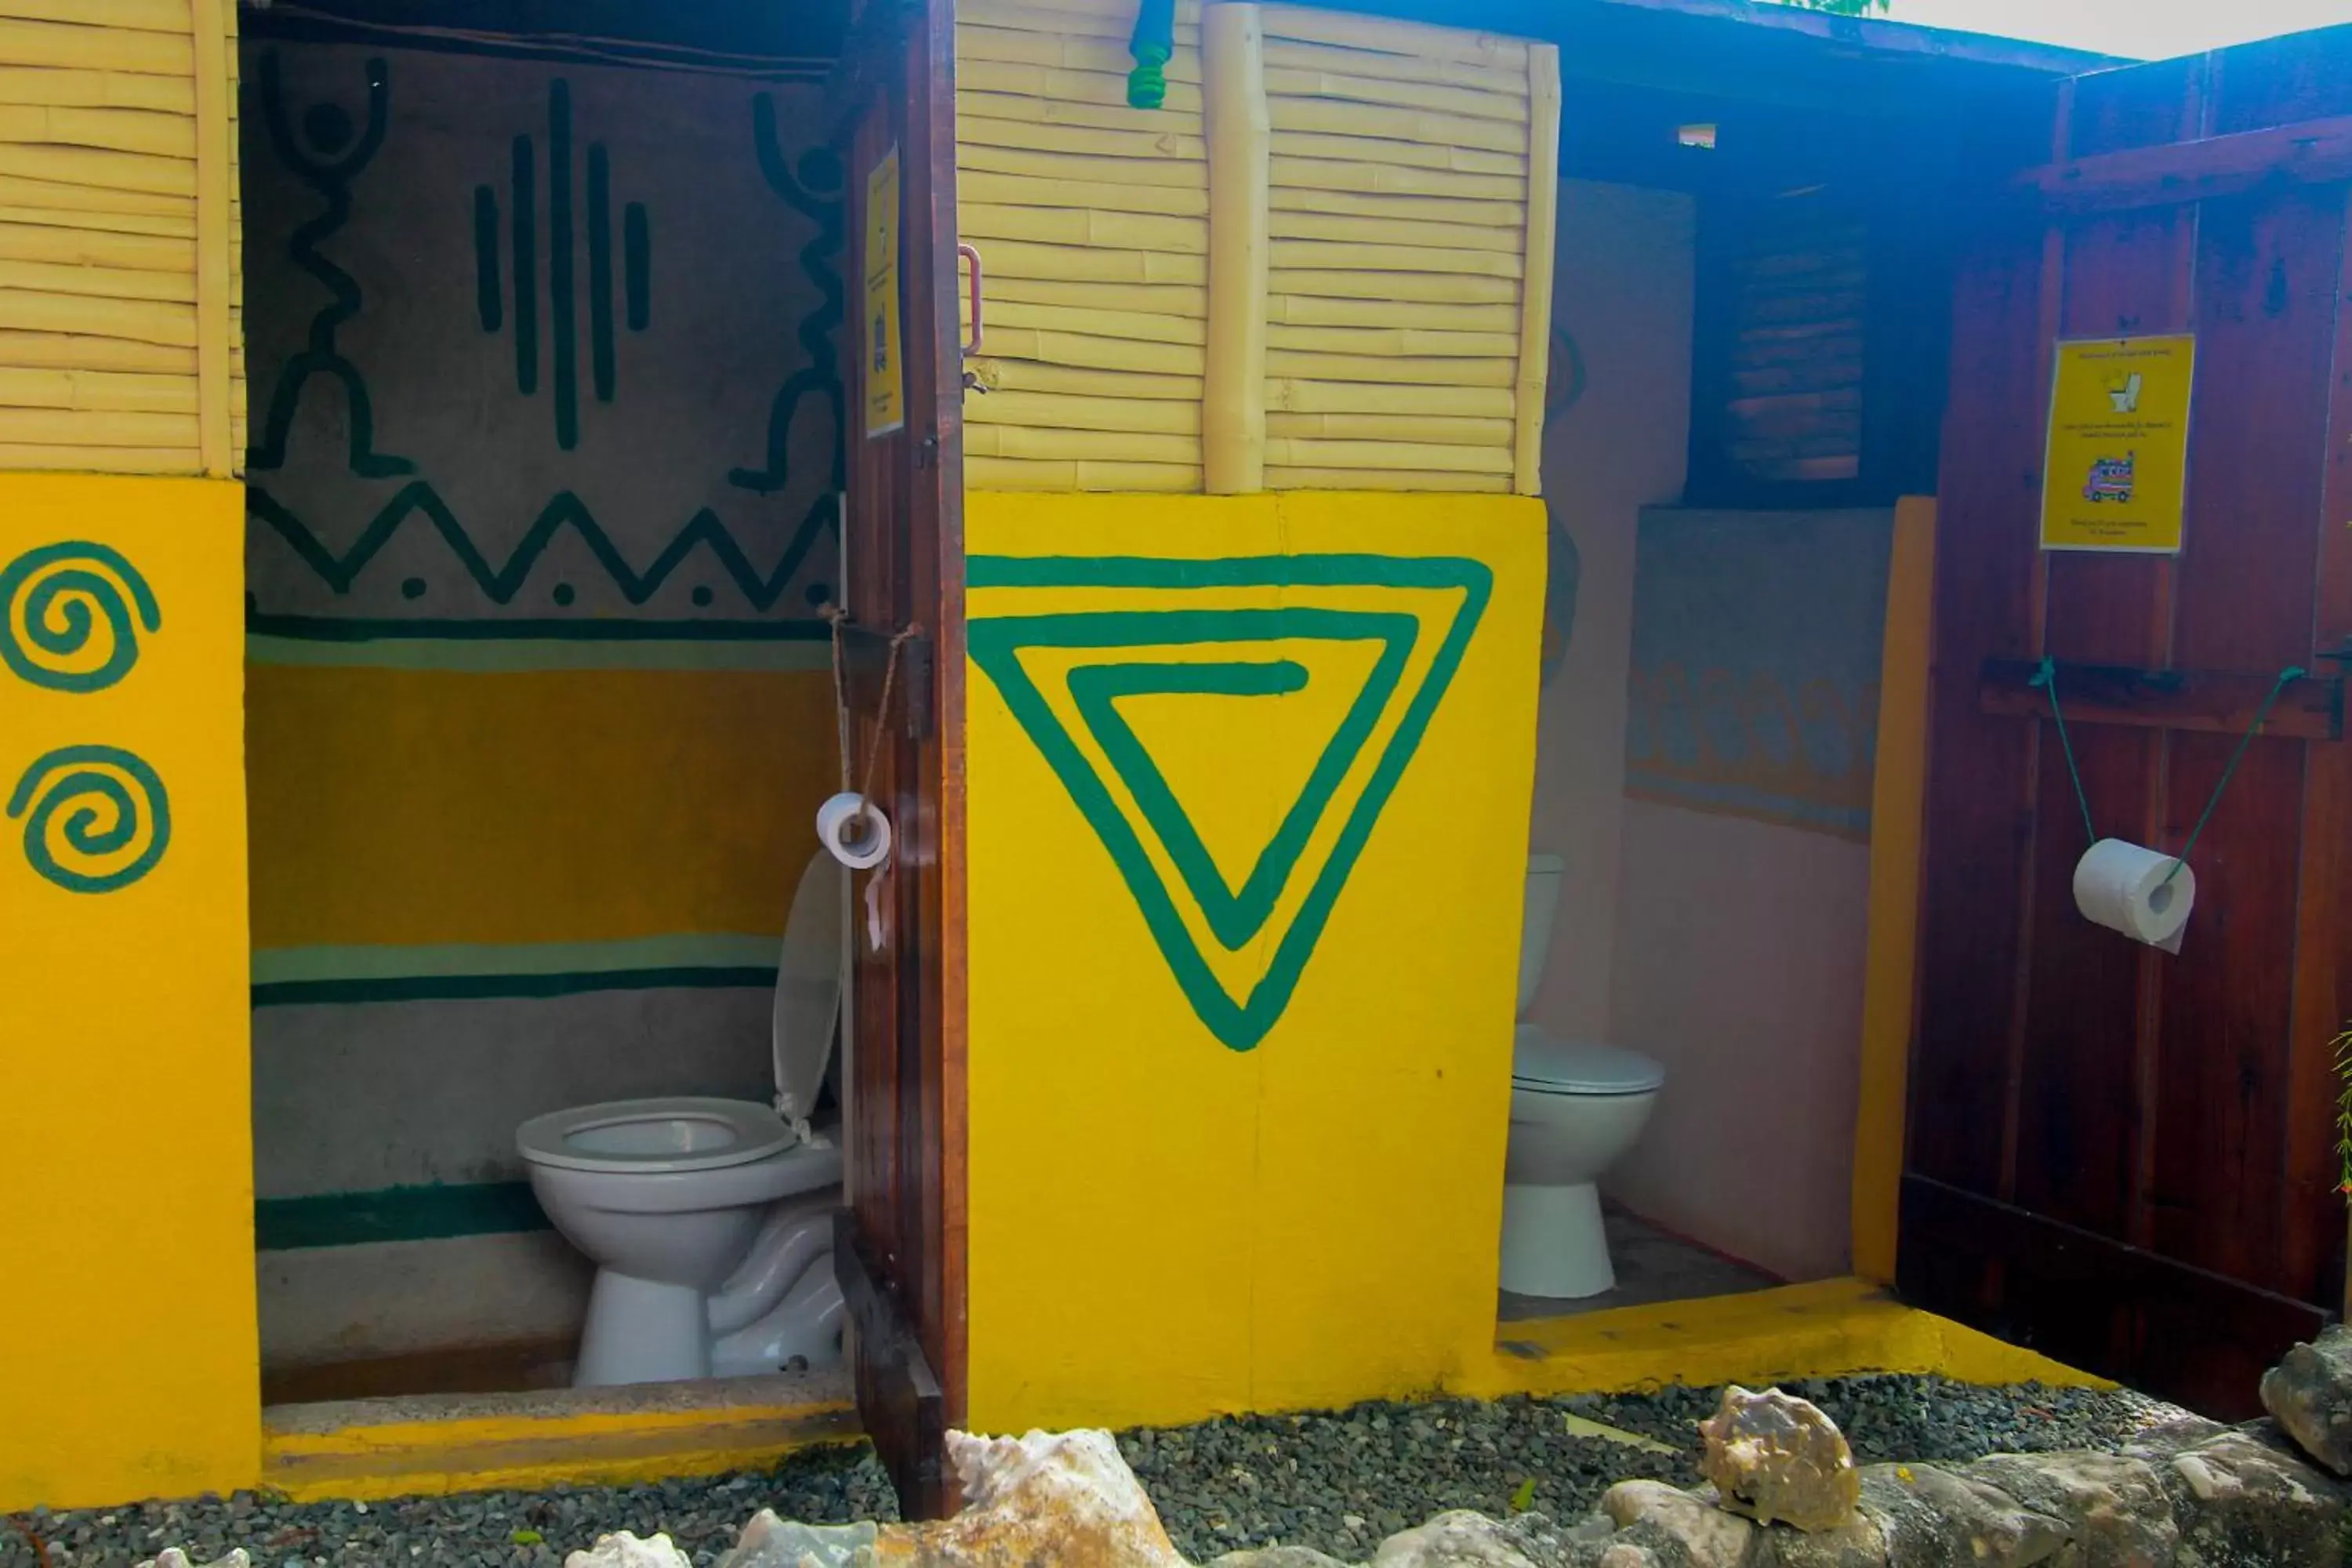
[964,491,1545,1434]
[241,45,841,625]
[1621,508,1893,840]
[238,41,847,1299]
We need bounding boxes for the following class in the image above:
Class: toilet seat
[1512,1025,1664,1098]
[517,1096,799,1174]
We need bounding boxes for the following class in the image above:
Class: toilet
[1501,853,1666,1300]
[517,851,848,1387]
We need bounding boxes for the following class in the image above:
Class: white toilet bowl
[1501,855,1666,1299]
[1500,1027,1663,1298]
[518,851,850,1387]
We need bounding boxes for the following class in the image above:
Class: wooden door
[828,0,967,1517]
[1904,38,2352,1417]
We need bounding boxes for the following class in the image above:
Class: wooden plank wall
[0,0,243,477]
[1904,37,2352,1416]
[954,0,1558,495]
[956,0,1210,492]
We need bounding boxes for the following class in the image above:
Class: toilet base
[577,1271,710,1386]
[1498,1180,1614,1299]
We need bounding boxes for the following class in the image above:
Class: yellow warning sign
[862,146,905,438]
[2041,334,2195,554]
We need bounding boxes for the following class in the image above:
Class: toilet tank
[1520,853,1566,1018]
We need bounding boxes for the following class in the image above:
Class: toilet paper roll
[2072,837,2194,949]
[816,791,893,871]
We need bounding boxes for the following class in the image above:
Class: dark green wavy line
[249,481,836,612]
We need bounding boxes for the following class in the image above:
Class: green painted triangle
[966,553,1493,1052]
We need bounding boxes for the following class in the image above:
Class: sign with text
[862,145,905,437]
[2041,334,2195,554]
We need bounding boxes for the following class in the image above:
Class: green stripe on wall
[253,966,779,1007]
[256,1181,552,1250]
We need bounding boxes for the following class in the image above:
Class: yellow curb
[1468,1278,2112,1400]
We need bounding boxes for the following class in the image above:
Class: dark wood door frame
[829,0,967,1519]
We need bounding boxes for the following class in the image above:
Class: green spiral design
[1,542,162,694]
[8,745,172,894]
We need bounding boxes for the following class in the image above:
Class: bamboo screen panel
[1258,5,1544,493]
[0,0,243,477]
[956,0,1210,492]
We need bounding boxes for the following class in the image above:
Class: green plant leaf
[1509,1478,1538,1514]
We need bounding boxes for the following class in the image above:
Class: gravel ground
[0,1377,2182,1568]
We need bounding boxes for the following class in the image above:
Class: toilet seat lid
[773,850,844,1123]
[517,1096,797,1174]
[1512,1025,1664,1096]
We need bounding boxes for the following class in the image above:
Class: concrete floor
[1499,1209,1777,1322]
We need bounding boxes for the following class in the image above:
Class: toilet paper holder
[1978,656,2343,742]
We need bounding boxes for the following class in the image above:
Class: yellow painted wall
[0,474,260,1508]
[964,488,1544,1430]
[245,666,836,950]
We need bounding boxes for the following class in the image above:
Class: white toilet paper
[2072,837,2194,949]
[817,791,893,871]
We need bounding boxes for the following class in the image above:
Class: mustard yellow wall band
[0,253,194,300]
[985,298,1206,346]
[1269,154,1523,201]
[0,141,194,196]
[0,221,195,270]
[960,2,1202,43]
[1,289,196,346]
[0,365,198,412]
[1,0,192,32]
[1853,498,1937,1283]
[0,101,194,156]
[0,439,189,471]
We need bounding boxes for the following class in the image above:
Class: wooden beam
[1979,658,2344,742]
[2022,115,2352,216]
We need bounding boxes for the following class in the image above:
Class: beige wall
[1525,179,1695,1040]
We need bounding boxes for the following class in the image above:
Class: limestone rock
[140,1552,252,1568]
[2138,1425,2349,1567]
[2262,1324,2352,1477]
[873,1427,1187,1567]
[1857,1461,2067,1566]
[717,1508,880,1568]
[1699,1388,1860,1533]
[1601,1480,1757,1567]
[1745,1510,1886,1568]
[1208,1548,1359,1568]
[566,1533,693,1568]
[1368,1508,1583,1567]
[1965,1450,2177,1566]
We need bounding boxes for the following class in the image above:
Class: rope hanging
[821,603,921,854]
[2031,655,2306,886]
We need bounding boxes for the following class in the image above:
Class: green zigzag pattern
[249,481,834,612]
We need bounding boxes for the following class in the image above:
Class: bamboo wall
[0,0,243,477]
[956,0,1556,495]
